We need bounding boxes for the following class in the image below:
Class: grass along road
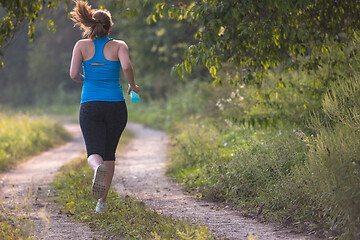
[0,123,100,239]
[0,122,319,239]
[113,122,319,240]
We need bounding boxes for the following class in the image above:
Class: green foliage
[151,0,360,85]
[0,111,70,172]
[129,69,323,130]
[129,70,360,238]
[25,4,82,106]
[307,124,360,238]
[306,76,360,239]
[167,122,318,223]
[0,219,35,240]
[127,80,214,131]
[0,0,67,66]
[0,29,33,105]
[1,2,82,106]
[212,70,324,128]
[1,0,200,105]
[102,0,201,100]
[322,77,360,129]
[0,193,37,240]
[52,153,214,239]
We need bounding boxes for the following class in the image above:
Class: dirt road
[0,123,101,240]
[114,123,318,240]
[0,122,318,239]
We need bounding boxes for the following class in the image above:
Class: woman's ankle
[88,154,104,170]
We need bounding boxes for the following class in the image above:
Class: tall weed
[307,76,360,238]
[131,70,360,238]
[168,121,316,223]
[0,185,39,240]
[0,112,70,171]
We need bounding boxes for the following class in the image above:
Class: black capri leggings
[79,101,127,161]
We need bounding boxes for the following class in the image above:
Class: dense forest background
[1,0,360,239]
[0,0,202,106]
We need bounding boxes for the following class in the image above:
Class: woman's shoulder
[77,39,92,42]
[110,39,128,48]
[76,39,92,44]
[74,39,92,48]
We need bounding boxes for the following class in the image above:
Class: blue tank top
[81,37,125,103]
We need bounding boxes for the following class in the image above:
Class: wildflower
[271,137,274,140]
[261,142,264,146]
[216,99,224,111]
[230,92,236,98]
[197,129,200,133]
[224,119,233,126]
[224,142,228,147]
[279,131,282,136]
[293,129,296,132]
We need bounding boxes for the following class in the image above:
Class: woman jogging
[69,0,140,213]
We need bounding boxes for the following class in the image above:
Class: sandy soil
[0,122,320,240]
[0,123,102,240]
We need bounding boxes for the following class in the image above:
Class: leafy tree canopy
[102,0,201,99]
[149,0,360,85]
[0,0,66,67]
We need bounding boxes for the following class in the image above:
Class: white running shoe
[92,164,107,200]
[95,201,107,213]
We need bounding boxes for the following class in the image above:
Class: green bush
[307,76,360,238]
[167,121,318,222]
[128,80,216,131]
[130,68,360,238]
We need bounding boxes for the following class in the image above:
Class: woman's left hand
[128,84,140,96]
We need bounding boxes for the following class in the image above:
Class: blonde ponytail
[70,0,113,39]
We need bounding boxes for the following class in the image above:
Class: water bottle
[130,90,140,103]
[129,85,140,103]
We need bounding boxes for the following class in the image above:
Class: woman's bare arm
[117,40,140,95]
[70,41,84,83]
